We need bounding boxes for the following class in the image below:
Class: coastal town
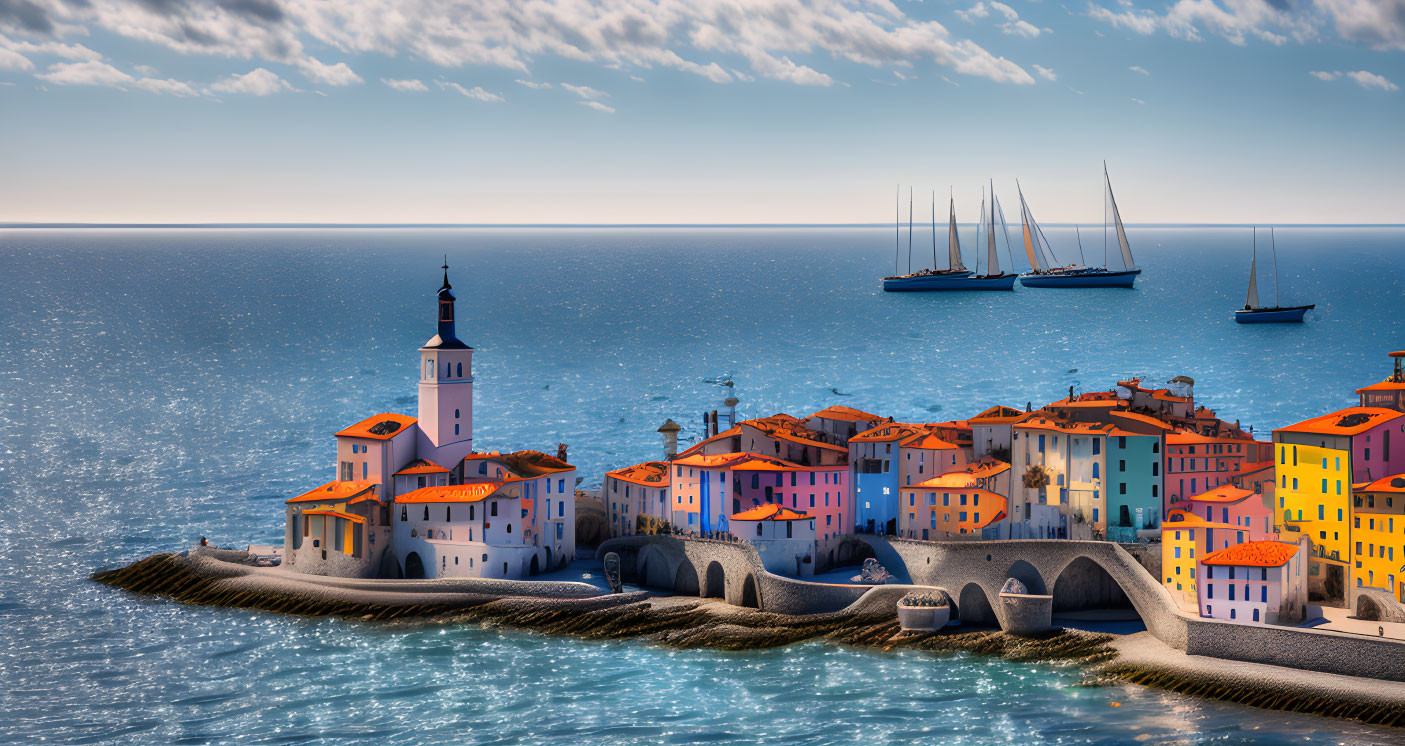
[271,265,1405,637]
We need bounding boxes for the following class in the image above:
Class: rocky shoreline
[93,551,1405,729]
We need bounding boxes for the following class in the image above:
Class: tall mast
[1019,181,1041,273]
[1075,225,1086,266]
[907,186,914,274]
[948,188,964,271]
[1103,162,1109,270]
[987,179,1000,275]
[931,190,938,271]
[895,184,900,275]
[1246,227,1260,310]
[1270,226,1280,308]
[1105,162,1138,271]
[975,188,985,276]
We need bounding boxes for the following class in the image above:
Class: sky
[1,0,1403,224]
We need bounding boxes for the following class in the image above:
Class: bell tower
[417,259,474,466]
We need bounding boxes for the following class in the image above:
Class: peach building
[1172,484,1278,542]
[1163,509,1248,609]
[1164,431,1271,505]
[898,471,1008,540]
[603,460,671,536]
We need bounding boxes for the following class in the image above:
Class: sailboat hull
[1018,269,1141,288]
[1234,305,1315,324]
[882,273,1017,292]
[881,271,976,291]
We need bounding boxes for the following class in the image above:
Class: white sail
[1020,191,1044,272]
[1105,164,1137,271]
[948,195,965,271]
[987,181,1001,276]
[1246,228,1260,309]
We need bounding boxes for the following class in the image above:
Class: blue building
[849,423,926,534]
[1105,429,1166,542]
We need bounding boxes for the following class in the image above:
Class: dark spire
[423,260,470,350]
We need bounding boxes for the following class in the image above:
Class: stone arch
[1356,594,1385,621]
[674,561,701,596]
[636,545,676,590]
[739,574,760,608]
[403,552,425,580]
[957,583,997,626]
[1002,559,1049,595]
[1051,556,1137,617]
[545,546,554,571]
[703,561,726,598]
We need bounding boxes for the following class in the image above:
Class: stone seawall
[1185,618,1405,683]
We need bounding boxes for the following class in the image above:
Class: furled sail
[1105,164,1137,271]
[1246,227,1260,309]
[1021,195,1044,272]
[948,195,965,271]
[987,183,1000,275]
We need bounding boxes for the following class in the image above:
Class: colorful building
[603,460,671,536]
[849,422,927,534]
[804,405,885,446]
[896,430,967,487]
[898,472,1007,540]
[1164,431,1269,504]
[1011,416,1110,538]
[967,405,1027,460]
[1162,509,1247,609]
[284,480,391,576]
[1351,474,1405,602]
[1270,439,1352,605]
[729,504,817,577]
[1356,351,1405,413]
[1275,407,1405,484]
[1197,540,1308,625]
[1105,429,1166,539]
[392,480,544,578]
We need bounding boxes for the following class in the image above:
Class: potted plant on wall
[896,592,951,632]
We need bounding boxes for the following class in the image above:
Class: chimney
[710,410,720,437]
[658,419,681,460]
[724,396,739,429]
[557,443,568,463]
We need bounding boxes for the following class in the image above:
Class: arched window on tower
[445,362,451,378]
[456,363,462,377]
[455,409,460,418]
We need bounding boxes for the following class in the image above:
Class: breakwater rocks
[92,551,1405,729]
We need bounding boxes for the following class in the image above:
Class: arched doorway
[1051,556,1139,622]
[637,546,675,589]
[1002,559,1049,595]
[545,546,554,571]
[740,574,760,608]
[529,555,540,576]
[403,552,425,580]
[704,561,726,598]
[957,583,997,626]
[674,562,700,596]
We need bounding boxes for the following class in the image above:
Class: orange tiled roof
[1152,389,1189,403]
[395,482,504,504]
[335,413,417,440]
[968,406,1029,424]
[731,504,812,521]
[1109,410,1176,431]
[899,431,959,450]
[605,460,670,486]
[500,450,574,476]
[286,480,376,504]
[729,456,804,471]
[901,473,977,490]
[1202,540,1300,567]
[740,415,849,453]
[1275,407,1405,437]
[1164,509,1238,530]
[1231,460,1274,479]
[673,452,763,468]
[300,508,367,524]
[1016,417,1115,435]
[850,422,927,443]
[963,458,1011,479]
[1184,485,1256,504]
[1357,379,1405,393]
[1357,474,1405,494]
[394,459,449,475]
[678,425,743,457]
[808,405,883,422]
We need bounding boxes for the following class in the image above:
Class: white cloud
[957,1,1044,37]
[1131,96,1145,104]
[437,80,504,102]
[36,60,133,87]
[1345,69,1399,90]
[515,79,551,89]
[957,3,993,22]
[1033,64,1057,81]
[3,0,1039,88]
[629,75,645,82]
[134,64,158,76]
[1314,0,1405,51]
[381,77,428,91]
[210,68,294,96]
[579,100,616,113]
[1309,69,1341,81]
[1129,65,1149,75]
[134,77,199,97]
[1,34,102,63]
[1085,0,1402,49]
[1068,85,1085,93]
[562,82,608,99]
[299,57,362,86]
[0,47,32,71]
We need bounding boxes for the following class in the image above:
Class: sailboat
[951,181,1018,290]
[1234,227,1315,323]
[882,188,973,291]
[1018,163,1141,288]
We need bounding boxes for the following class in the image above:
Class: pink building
[1164,431,1272,506]
[1172,484,1277,542]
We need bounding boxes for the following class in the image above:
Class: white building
[284,264,574,580]
[730,504,817,577]
[603,460,671,536]
[1197,540,1308,625]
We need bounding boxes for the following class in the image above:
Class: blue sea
[2,226,1403,745]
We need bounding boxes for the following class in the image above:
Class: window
[422,506,429,521]
[1119,460,1126,472]
[491,502,498,516]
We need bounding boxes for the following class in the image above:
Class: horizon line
[5,222,1405,229]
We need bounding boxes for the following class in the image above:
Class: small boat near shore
[883,189,973,291]
[1235,226,1315,324]
[1018,163,1141,288]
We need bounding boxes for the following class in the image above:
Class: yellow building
[1352,475,1405,601]
[1272,440,1352,603]
[1162,509,1245,610]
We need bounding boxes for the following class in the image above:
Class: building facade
[1197,540,1308,625]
